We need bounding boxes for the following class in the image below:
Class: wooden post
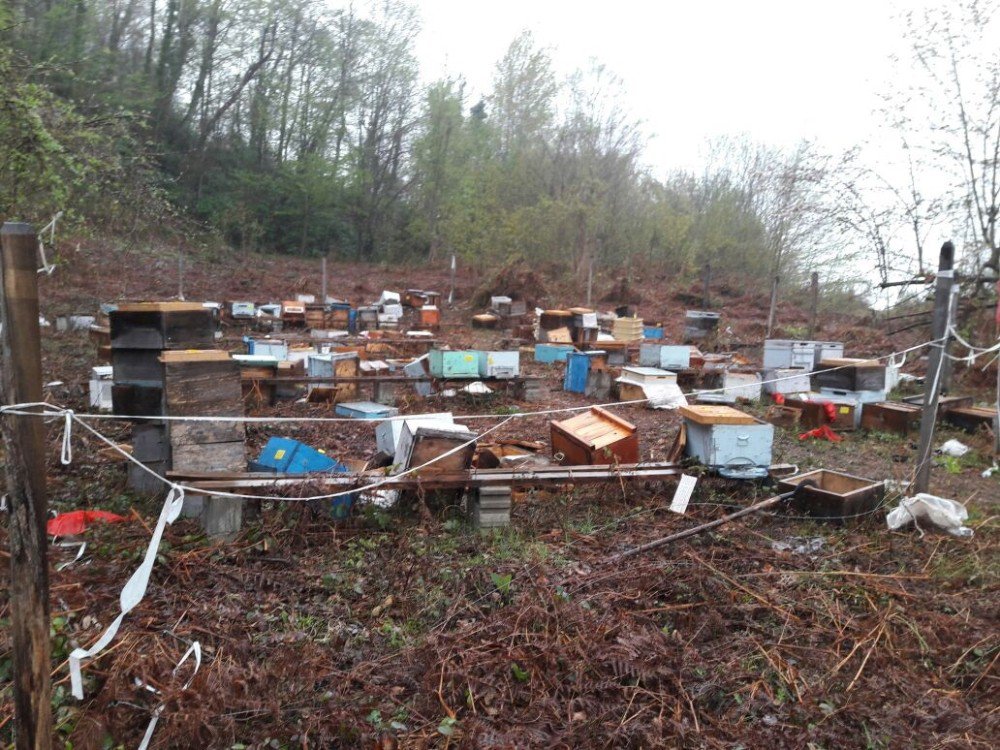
[586,258,593,307]
[765,275,780,337]
[702,262,711,309]
[914,241,956,494]
[321,256,328,304]
[0,222,53,750]
[809,272,819,337]
[177,253,185,301]
[448,254,456,306]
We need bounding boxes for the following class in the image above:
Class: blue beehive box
[253,437,355,518]
[534,343,575,364]
[563,351,594,394]
[643,326,664,340]
[428,349,481,378]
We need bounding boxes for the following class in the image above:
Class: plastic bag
[938,439,969,457]
[886,494,973,538]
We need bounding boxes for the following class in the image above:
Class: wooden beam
[914,242,956,494]
[169,462,683,492]
[1,221,53,750]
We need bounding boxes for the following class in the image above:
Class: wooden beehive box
[943,405,999,433]
[784,395,858,431]
[860,401,922,435]
[160,350,242,416]
[778,470,885,522]
[813,358,886,391]
[550,407,638,466]
[110,302,214,350]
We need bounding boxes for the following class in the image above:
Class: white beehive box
[375,413,455,456]
[89,365,114,411]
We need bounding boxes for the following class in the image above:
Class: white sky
[412,0,925,176]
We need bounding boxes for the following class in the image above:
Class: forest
[2,0,999,295]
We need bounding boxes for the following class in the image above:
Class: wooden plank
[116,301,206,312]
[173,462,683,491]
[159,349,231,362]
[679,404,755,425]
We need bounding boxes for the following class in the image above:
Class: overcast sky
[412,0,926,177]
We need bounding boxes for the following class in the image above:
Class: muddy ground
[1,241,997,748]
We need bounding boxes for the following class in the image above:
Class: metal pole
[0,222,53,750]
[913,241,956,494]
[766,275,780,337]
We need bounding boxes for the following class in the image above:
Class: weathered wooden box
[779,469,885,521]
[860,401,922,435]
[110,302,215,350]
[943,405,999,433]
[550,407,638,466]
[784,394,859,431]
[813,359,886,391]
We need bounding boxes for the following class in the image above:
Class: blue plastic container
[643,326,664,340]
[563,352,592,393]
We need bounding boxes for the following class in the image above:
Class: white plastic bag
[938,439,970,457]
[886,493,973,538]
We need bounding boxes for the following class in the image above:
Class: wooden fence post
[702,262,711,309]
[1,221,53,750]
[809,272,819,337]
[765,275,780,337]
[914,241,956,494]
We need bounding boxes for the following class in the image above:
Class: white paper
[670,474,697,514]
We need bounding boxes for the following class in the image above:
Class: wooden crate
[550,407,638,466]
[765,405,802,430]
[943,405,998,433]
[779,470,885,521]
[161,351,243,415]
[784,395,858,431]
[861,401,921,435]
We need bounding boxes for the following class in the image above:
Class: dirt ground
[1,242,998,748]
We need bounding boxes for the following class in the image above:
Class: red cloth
[47,510,127,537]
[822,402,837,422]
[772,393,785,405]
[798,425,843,442]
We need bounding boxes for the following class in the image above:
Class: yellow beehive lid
[679,404,756,425]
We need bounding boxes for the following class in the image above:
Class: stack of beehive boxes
[110,302,216,494]
[161,350,247,538]
[612,316,644,342]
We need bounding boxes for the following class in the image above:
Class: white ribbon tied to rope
[69,485,186,699]
[136,641,202,750]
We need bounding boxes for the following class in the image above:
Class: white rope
[68,485,187,699]
[61,409,73,465]
[136,641,201,750]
